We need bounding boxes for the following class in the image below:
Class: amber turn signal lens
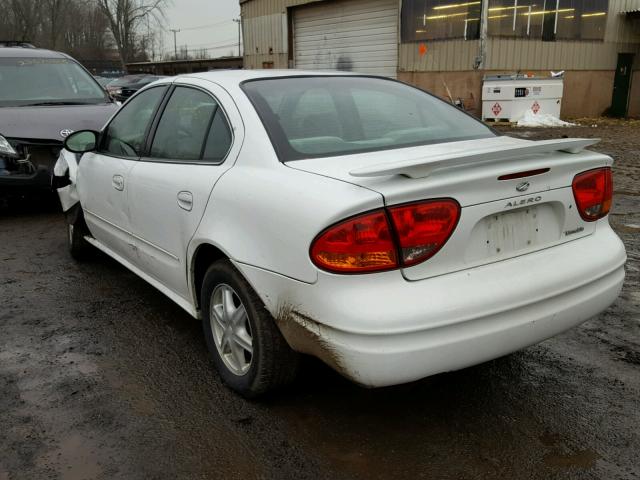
[310,210,398,273]
[311,198,461,274]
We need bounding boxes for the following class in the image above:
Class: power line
[174,37,237,49]
[160,36,240,56]
[178,19,237,31]
[175,43,238,53]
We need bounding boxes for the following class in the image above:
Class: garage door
[293,0,399,78]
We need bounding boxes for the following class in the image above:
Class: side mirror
[64,130,99,154]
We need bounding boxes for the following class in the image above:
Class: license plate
[486,206,539,255]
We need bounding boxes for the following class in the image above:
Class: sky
[160,0,241,59]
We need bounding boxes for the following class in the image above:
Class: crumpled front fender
[54,149,80,212]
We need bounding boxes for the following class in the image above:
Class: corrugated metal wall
[293,0,399,77]
[619,0,640,12]
[241,0,320,17]
[399,40,478,72]
[243,12,289,68]
[241,0,324,68]
[483,39,640,71]
[241,0,640,72]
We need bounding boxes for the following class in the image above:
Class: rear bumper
[236,224,626,387]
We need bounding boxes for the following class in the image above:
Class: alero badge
[516,181,530,192]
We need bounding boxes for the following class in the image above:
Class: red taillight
[310,199,460,274]
[388,199,461,267]
[310,210,398,273]
[572,167,612,222]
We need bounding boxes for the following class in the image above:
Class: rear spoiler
[349,138,600,179]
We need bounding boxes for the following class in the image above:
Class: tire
[201,260,299,397]
[67,210,92,261]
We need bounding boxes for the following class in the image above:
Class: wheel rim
[210,284,253,376]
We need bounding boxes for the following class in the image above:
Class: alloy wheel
[209,284,253,376]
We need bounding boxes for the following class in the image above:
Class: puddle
[36,434,103,480]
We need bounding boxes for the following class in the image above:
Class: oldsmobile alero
[55,71,626,397]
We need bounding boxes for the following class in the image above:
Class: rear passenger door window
[203,107,233,163]
[150,86,232,163]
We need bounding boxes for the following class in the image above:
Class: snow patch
[517,109,576,128]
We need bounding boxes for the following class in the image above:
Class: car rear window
[241,76,495,162]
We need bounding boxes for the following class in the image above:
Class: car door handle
[177,191,193,211]
[112,175,125,191]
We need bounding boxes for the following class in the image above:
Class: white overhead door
[293,0,399,78]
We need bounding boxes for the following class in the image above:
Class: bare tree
[193,48,210,60]
[0,0,42,42]
[42,0,74,49]
[64,3,113,61]
[94,0,166,68]
[0,0,164,71]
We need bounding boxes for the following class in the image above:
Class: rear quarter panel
[189,162,383,285]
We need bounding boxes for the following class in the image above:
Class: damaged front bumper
[53,148,80,212]
[0,164,52,191]
[233,224,626,387]
[0,139,63,197]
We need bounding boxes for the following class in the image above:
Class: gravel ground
[0,120,638,480]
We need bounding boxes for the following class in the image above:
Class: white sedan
[56,71,626,397]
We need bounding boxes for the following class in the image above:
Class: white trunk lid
[287,136,613,280]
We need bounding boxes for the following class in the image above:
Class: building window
[401,0,482,41]
[556,0,608,40]
[487,0,608,40]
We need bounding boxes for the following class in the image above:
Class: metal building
[239,0,640,117]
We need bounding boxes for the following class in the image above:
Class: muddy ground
[1,120,639,480]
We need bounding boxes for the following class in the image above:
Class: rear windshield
[0,57,109,107]
[241,76,495,161]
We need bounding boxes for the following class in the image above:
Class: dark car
[0,45,118,201]
[106,74,166,102]
[94,76,113,88]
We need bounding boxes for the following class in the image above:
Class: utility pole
[233,18,241,57]
[170,29,180,59]
[475,0,489,70]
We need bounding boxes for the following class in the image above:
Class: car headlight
[115,89,123,95]
[0,134,18,158]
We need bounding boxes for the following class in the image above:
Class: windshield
[0,57,110,107]
[242,76,495,161]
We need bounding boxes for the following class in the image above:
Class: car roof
[161,69,358,89]
[0,47,70,59]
